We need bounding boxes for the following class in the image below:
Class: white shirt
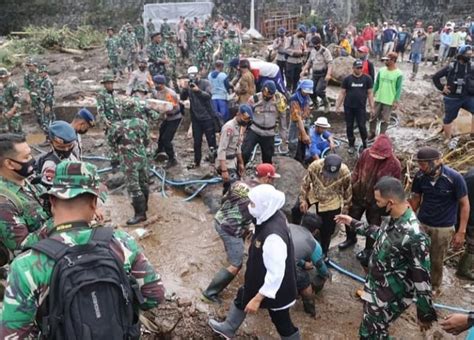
[248,58,280,78]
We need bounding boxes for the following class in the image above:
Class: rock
[331,56,355,83]
[177,298,193,308]
[48,67,62,76]
[105,173,126,189]
[69,76,80,84]
[73,65,86,72]
[326,43,342,59]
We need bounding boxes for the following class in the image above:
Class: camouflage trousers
[108,55,120,76]
[121,161,149,198]
[38,102,56,133]
[105,129,119,163]
[359,299,409,339]
[125,50,137,70]
[0,114,22,133]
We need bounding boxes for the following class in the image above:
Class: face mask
[426,161,441,177]
[238,119,250,126]
[460,55,471,62]
[8,158,35,178]
[315,45,321,51]
[263,94,273,101]
[55,148,73,159]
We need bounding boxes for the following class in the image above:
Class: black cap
[322,154,342,178]
[414,147,441,161]
[353,59,364,68]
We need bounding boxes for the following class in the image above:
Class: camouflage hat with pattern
[25,57,38,66]
[38,64,48,73]
[0,67,11,78]
[100,73,116,83]
[46,161,101,199]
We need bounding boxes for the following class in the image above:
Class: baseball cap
[353,59,364,68]
[46,161,101,200]
[322,154,342,178]
[256,163,281,178]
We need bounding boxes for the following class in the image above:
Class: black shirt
[342,74,373,109]
[432,61,471,98]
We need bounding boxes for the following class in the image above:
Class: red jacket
[362,27,375,41]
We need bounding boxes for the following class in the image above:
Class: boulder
[331,56,355,83]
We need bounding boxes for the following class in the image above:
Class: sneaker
[155,152,169,162]
[348,146,356,154]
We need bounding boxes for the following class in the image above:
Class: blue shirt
[208,71,230,100]
[440,32,452,46]
[412,165,468,227]
[306,128,331,159]
[397,31,410,45]
[383,28,396,43]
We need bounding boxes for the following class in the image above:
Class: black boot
[202,268,235,303]
[142,188,149,212]
[338,226,357,250]
[111,159,120,174]
[302,297,316,317]
[126,196,147,225]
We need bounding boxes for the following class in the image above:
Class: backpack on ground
[32,227,143,340]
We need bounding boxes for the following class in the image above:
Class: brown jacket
[236,71,255,104]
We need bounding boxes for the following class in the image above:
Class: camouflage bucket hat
[100,74,116,83]
[38,64,48,73]
[25,57,38,66]
[0,67,11,78]
[47,161,101,199]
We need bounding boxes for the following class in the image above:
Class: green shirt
[373,67,403,106]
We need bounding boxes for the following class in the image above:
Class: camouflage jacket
[160,23,171,35]
[135,25,145,41]
[300,159,352,212]
[1,80,21,113]
[96,88,121,126]
[124,96,161,123]
[163,41,177,64]
[109,117,150,167]
[121,32,138,51]
[39,76,54,106]
[0,176,50,253]
[0,222,165,338]
[194,41,214,70]
[222,39,240,64]
[146,42,167,64]
[351,208,437,321]
[146,22,156,36]
[23,71,39,94]
[105,36,121,57]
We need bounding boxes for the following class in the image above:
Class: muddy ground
[8,43,474,339]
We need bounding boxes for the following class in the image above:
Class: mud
[10,45,473,339]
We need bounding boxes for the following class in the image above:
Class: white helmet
[187,66,199,74]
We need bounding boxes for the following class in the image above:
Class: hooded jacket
[352,134,401,203]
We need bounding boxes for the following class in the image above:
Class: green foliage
[303,14,324,29]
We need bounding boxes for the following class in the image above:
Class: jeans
[344,106,368,147]
[241,129,275,164]
[439,43,450,62]
[373,39,382,59]
[157,118,181,160]
[191,118,216,165]
[212,99,230,122]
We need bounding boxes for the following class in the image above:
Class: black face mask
[315,45,321,51]
[263,95,273,101]
[426,161,441,177]
[460,55,471,63]
[55,149,73,159]
[8,158,35,178]
[238,119,250,126]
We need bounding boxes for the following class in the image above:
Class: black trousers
[285,62,302,93]
[344,106,368,147]
[234,287,297,337]
[311,73,328,104]
[294,140,309,165]
[277,59,287,83]
[242,129,275,165]
[157,118,181,160]
[192,118,216,165]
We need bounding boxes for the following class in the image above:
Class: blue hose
[82,155,111,162]
[182,183,208,202]
[328,260,470,314]
[97,167,113,174]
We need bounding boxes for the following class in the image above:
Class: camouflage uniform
[222,32,241,68]
[0,78,22,133]
[194,34,214,74]
[350,207,437,339]
[121,29,138,71]
[146,40,168,77]
[23,62,41,125]
[125,92,161,124]
[0,176,50,260]
[96,76,122,164]
[0,161,165,338]
[134,23,145,48]
[38,67,55,132]
[163,34,178,85]
[160,21,171,36]
[146,20,156,40]
[105,34,121,76]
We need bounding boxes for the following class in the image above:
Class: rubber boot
[142,188,149,212]
[281,329,301,340]
[202,268,235,303]
[126,196,147,225]
[208,303,246,339]
[322,97,330,113]
[457,252,474,280]
[338,225,357,250]
[357,237,375,267]
[302,297,316,317]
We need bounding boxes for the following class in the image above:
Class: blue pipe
[328,260,470,314]
[97,167,113,174]
[82,155,111,161]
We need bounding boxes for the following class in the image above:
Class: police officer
[242,80,287,165]
[217,104,252,194]
[35,121,78,189]
[70,108,95,160]
[432,45,474,141]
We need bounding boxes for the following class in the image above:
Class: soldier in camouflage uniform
[335,176,437,340]
[0,160,165,338]
[163,32,178,87]
[121,23,139,73]
[160,18,171,36]
[0,133,50,267]
[109,100,151,225]
[96,74,121,170]
[0,68,22,133]
[23,58,41,126]
[128,83,161,123]
[146,32,169,78]
[146,18,156,40]
[105,27,121,76]
[222,30,241,69]
[38,65,55,133]
[194,31,214,74]
[135,18,145,50]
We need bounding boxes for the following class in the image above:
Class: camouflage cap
[100,73,116,83]
[46,161,101,199]
[38,64,48,73]
[25,57,38,66]
[0,67,11,78]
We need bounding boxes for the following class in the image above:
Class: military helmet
[46,161,101,199]
[0,67,11,78]
[25,57,38,66]
[100,74,116,83]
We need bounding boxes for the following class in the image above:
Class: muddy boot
[202,268,235,303]
[142,188,149,212]
[126,196,147,225]
[302,297,316,317]
[165,158,178,169]
[111,159,120,174]
[208,303,246,339]
[281,330,301,340]
[322,97,330,113]
[338,226,357,250]
[457,252,474,280]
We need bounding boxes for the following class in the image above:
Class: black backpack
[32,227,143,340]
[448,60,474,96]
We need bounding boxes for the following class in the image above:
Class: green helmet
[100,73,115,84]
[0,67,11,78]
[46,161,101,199]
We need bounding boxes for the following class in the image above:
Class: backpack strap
[91,226,114,245]
[0,186,24,211]
[31,238,70,262]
